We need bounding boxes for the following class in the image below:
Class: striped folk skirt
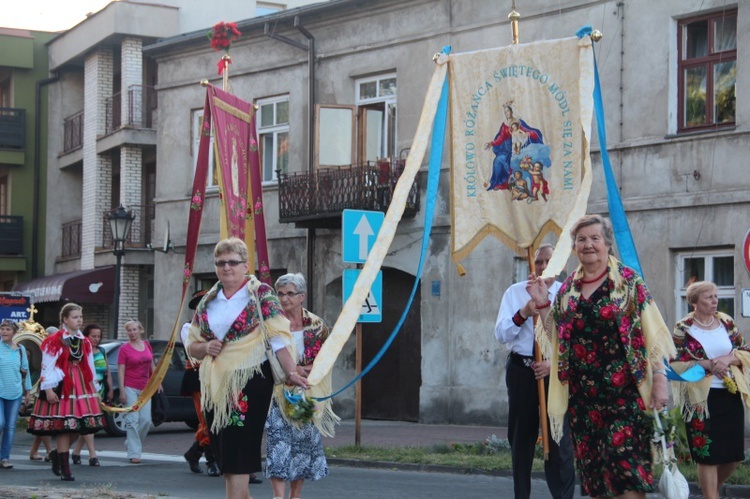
[27,361,106,436]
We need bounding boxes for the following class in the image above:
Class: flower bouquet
[207,22,241,76]
[283,387,316,425]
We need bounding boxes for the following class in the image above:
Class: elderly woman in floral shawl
[265,273,338,499]
[186,238,307,499]
[529,215,676,499]
[670,280,750,499]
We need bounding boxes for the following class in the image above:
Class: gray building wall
[149,0,750,424]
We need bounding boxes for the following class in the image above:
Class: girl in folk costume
[27,303,106,481]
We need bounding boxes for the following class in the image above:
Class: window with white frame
[355,74,397,162]
[675,249,734,317]
[191,109,217,188]
[257,95,289,183]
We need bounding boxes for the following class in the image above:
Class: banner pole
[508,0,520,45]
[529,246,550,460]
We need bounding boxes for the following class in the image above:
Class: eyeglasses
[276,291,302,298]
[214,259,246,268]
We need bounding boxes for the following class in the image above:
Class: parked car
[99,340,198,437]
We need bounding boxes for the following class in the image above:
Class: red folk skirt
[27,361,106,436]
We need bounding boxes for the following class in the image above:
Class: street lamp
[107,205,134,338]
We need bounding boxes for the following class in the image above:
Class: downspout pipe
[33,72,59,278]
[264,16,317,307]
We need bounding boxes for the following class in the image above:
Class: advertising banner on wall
[0,294,32,322]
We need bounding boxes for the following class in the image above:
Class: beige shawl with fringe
[670,312,750,423]
[272,308,339,437]
[536,255,676,442]
[186,275,294,432]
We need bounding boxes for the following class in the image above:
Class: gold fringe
[272,367,340,437]
[672,345,750,424]
[187,277,293,433]
[450,220,562,274]
[212,97,254,123]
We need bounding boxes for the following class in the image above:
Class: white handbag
[653,408,689,499]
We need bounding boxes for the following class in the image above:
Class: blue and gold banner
[449,36,594,275]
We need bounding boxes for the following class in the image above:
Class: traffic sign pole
[342,210,384,448]
[355,320,362,447]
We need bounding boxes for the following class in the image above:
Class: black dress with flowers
[567,281,654,497]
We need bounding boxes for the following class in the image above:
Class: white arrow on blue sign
[343,269,383,323]
[342,209,384,264]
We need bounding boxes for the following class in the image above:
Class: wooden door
[361,268,421,421]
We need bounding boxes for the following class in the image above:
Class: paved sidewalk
[322,419,506,448]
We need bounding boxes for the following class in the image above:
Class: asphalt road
[2,423,726,498]
[4,423,552,498]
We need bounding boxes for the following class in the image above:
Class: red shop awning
[13,266,116,304]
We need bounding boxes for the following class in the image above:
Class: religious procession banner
[205,85,271,282]
[450,36,594,277]
[103,84,272,415]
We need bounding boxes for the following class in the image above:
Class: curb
[327,459,750,497]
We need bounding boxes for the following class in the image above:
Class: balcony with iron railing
[0,108,25,150]
[0,216,23,255]
[101,204,155,249]
[61,219,82,259]
[277,159,420,228]
[105,85,157,135]
[63,110,84,153]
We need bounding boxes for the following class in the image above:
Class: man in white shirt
[494,244,575,499]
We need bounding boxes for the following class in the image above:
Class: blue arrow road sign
[342,209,384,264]
[343,269,382,323]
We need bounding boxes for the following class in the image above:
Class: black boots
[184,441,203,474]
[59,451,74,481]
[204,445,220,477]
[206,460,220,477]
[50,449,60,476]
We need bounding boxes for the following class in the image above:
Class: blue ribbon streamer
[315,46,451,401]
[664,359,707,383]
[576,26,643,277]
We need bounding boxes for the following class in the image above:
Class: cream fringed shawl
[186,276,295,432]
[535,256,676,442]
[272,308,340,437]
[670,312,750,423]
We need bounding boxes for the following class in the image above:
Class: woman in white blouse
[670,281,750,499]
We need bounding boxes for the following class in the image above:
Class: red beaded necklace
[580,267,608,284]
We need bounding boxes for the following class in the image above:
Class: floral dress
[265,309,330,482]
[566,281,654,497]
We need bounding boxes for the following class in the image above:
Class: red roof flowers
[208,22,241,52]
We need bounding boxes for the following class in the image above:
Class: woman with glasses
[265,273,337,499]
[186,238,307,499]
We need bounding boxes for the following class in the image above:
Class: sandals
[29,453,44,461]
[89,457,100,466]
[129,458,141,464]
[71,454,81,465]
